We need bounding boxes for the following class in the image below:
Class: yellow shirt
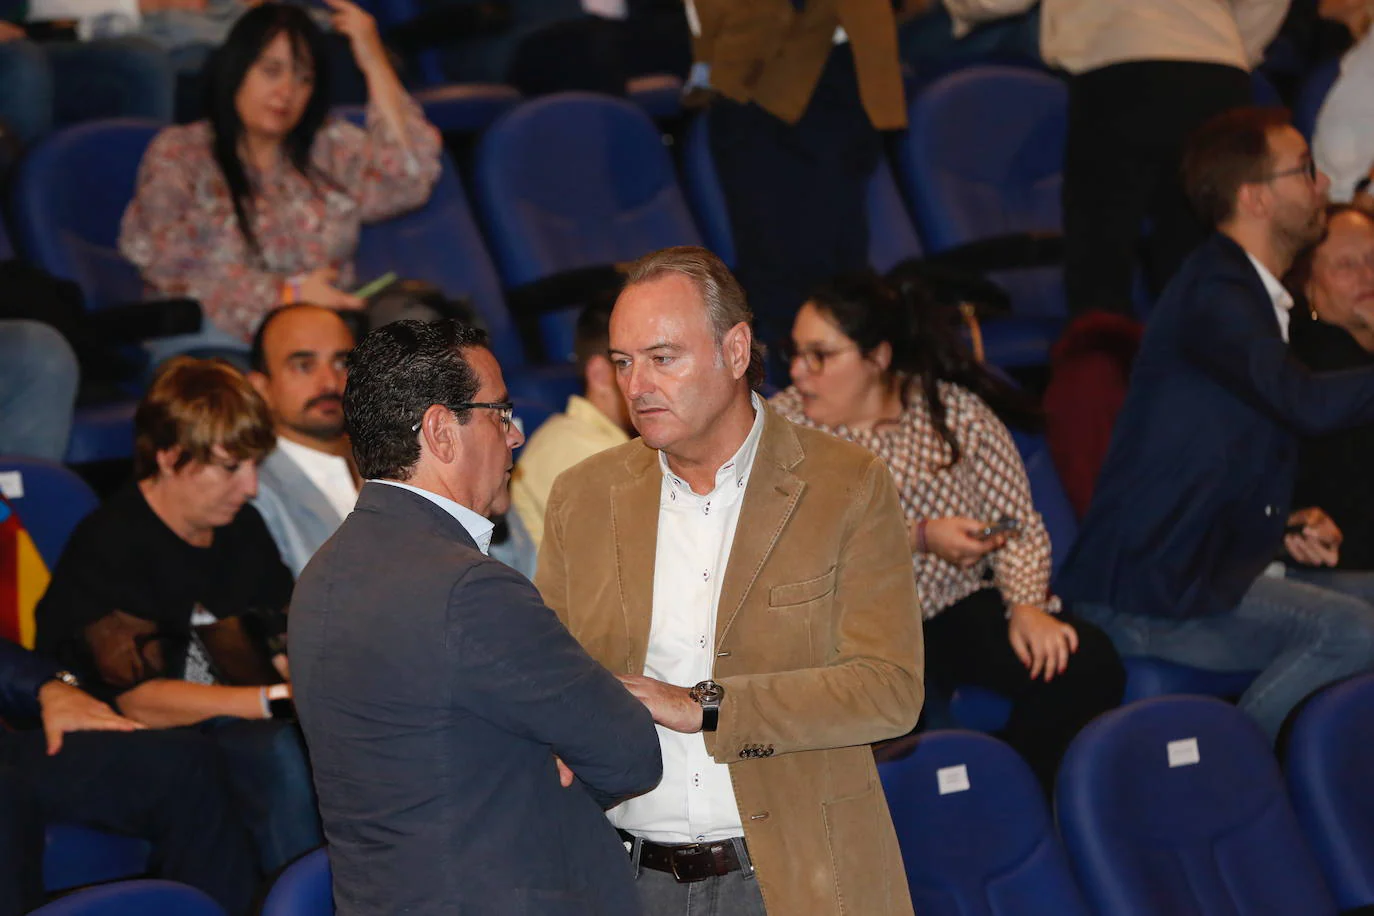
[511,396,631,548]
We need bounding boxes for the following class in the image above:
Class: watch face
[692,680,724,704]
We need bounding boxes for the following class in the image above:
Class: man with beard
[1058,107,1374,741]
[248,305,361,576]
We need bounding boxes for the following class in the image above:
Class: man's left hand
[616,674,703,734]
[1286,507,1342,567]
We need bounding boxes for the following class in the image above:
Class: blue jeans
[0,320,78,462]
[0,35,173,144]
[196,718,322,874]
[1076,575,1374,740]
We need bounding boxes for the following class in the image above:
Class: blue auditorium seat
[1119,656,1258,704]
[43,827,152,895]
[1294,57,1342,141]
[878,731,1091,915]
[262,847,332,916]
[356,0,444,86]
[412,83,521,134]
[1057,696,1337,916]
[894,67,1068,324]
[29,880,225,916]
[0,456,99,567]
[1285,673,1374,911]
[475,92,701,361]
[11,119,166,463]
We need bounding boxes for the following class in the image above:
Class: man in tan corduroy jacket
[536,246,923,916]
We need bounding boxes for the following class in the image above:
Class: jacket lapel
[611,446,661,674]
[262,449,345,536]
[716,409,806,647]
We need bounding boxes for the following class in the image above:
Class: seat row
[30,678,1374,916]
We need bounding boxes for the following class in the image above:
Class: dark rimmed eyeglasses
[1264,159,1318,184]
[411,401,515,433]
[777,340,859,374]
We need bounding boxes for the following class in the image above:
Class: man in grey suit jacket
[290,319,662,916]
[249,305,539,578]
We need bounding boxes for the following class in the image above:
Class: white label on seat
[937,764,971,795]
[0,471,23,500]
[1167,737,1200,768]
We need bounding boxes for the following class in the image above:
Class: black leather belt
[619,830,746,883]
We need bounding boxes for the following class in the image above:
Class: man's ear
[584,353,614,392]
[247,370,270,401]
[722,321,752,381]
[417,404,458,464]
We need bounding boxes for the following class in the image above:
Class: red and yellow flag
[0,496,50,649]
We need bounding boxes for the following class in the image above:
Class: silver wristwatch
[689,679,724,732]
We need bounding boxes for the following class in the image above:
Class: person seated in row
[1059,107,1374,743]
[771,272,1124,790]
[34,357,320,873]
[119,1,442,363]
[1285,205,1374,598]
[511,298,632,550]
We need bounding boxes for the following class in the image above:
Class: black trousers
[0,728,257,916]
[708,43,882,353]
[924,589,1125,791]
[1062,60,1253,317]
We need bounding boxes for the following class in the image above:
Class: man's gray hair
[622,246,766,389]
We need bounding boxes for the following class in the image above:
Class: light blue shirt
[371,479,495,555]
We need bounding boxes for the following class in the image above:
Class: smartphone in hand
[978,516,1021,541]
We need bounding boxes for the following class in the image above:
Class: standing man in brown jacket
[692,0,909,359]
[535,246,923,916]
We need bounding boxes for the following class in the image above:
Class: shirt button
[704,502,711,516]
[670,491,677,501]
[703,570,710,581]
[696,835,705,842]
[1265,505,1274,517]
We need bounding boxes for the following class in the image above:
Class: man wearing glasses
[289,319,663,916]
[1060,107,1374,742]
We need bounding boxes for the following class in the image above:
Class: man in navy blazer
[290,319,663,916]
[1060,107,1374,740]
[0,638,256,915]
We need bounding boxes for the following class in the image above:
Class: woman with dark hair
[119,0,441,359]
[771,271,1124,789]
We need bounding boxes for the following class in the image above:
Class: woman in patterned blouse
[119,1,442,358]
[771,272,1123,789]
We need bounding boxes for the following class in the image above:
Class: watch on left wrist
[689,679,724,732]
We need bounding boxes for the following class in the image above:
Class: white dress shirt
[1313,27,1374,204]
[1245,251,1295,343]
[276,437,359,522]
[371,479,495,555]
[607,394,766,844]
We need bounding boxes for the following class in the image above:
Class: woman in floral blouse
[771,271,1123,790]
[120,0,441,358]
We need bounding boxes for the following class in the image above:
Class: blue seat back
[1056,696,1337,916]
[627,74,684,121]
[0,456,100,568]
[879,731,1090,915]
[1008,430,1076,581]
[44,826,152,894]
[1294,57,1342,141]
[353,151,526,370]
[1286,673,1374,910]
[262,847,333,916]
[29,880,226,916]
[475,92,701,287]
[896,67,1067,319]
[12,119,162,311]
[867,155,925,273]
[1120,657,1258,704]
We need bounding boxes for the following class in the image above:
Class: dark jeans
[197,718,322,875]
[1062,60,1253,317]
[708,42,881,355]
[0,728,256,916]
[0,36,174,144]
[924,589,1125,790]
[630,838,766,916]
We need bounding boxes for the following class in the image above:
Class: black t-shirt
[34,483,294,702]
[1289,311,1374,571]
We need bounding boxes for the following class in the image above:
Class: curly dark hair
[344,319,491,480]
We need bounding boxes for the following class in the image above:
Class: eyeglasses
[410,401,516,433]
[778,340,858,374]
[1264,159,1318,184]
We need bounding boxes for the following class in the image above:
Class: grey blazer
[290,483,661,916]
[252,448,347,578]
